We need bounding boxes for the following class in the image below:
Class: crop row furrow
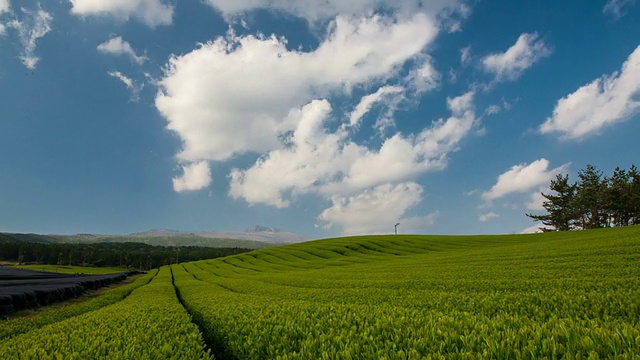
[0,267,211,359]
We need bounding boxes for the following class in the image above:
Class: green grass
[173,226,640,359]
[11,264,127,274]
[0,267,210,359]
[0,271,155,341]
[3,226,640,359]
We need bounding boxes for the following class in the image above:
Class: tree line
[526,164,640,231]
[0,240,251,270]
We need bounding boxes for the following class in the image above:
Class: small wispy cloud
[485,104,501,115]
[603,0,637,19]
[460,45,472,66]
[98,36,147,65]
[8,4,53,69]
[0,0,9,35]
[108,71,142,101]
[482,32,551,81]
[479,212,499,222]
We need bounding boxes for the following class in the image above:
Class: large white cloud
[98,37,147,64]
[7,5,52,69]
[330,91,477,194]
[69,0,173,27]
[482,159,569,201]
[540,45,640,140]
[317,182,436,235]
[155,2,475,234]
[482,32,551,81]
[229,91,477,207]
[156,13,438,164]
[228,100,352,208]
[203,0,464,23]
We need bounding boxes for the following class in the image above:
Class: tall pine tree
[526,174,578,231]
[629,165,640,225]
[575,164,607,229]
[606,167,631,226]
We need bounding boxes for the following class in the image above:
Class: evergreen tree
[606,167,631,226]
[526,174,578,231]
[629,165,640,225]
[575,164,607,229]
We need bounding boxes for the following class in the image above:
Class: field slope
[2,226,639,359]
[173,226,640,359]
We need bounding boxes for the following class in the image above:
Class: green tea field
[10,265,127,275]
[1,226,639,359]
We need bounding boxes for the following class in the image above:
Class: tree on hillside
[606,167,631,227]
[526,164,640,231]
[526,174,578,231]
[629,165,640,225]
[575,165,607,229]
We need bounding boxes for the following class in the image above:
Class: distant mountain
[195,225,308,244]
[245,225,280,233]
[0,226,310,249]
[130,226,309,244]
[130,229,187,237]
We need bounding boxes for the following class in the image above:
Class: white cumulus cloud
[229,91,478,208]
[8,5,52,69]
[540,45,640,140]
[482,32,551,81]
[203,0,465,23]
[330,91,477,194]
[156,4,477,234]
[173,161,212,192]
[69,0,173,27]
[98,37,147,64]
[482,159,569,201]
[317,182,435,235]
[156,14,438,164]
[228,100,348,208]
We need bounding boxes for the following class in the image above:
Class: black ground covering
[0,268,132,316]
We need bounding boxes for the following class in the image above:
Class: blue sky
[0,0,639,238]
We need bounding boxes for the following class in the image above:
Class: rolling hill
[1,226,639,358]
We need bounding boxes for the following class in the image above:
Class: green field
[2,227,640,359]
[10,264,127,274]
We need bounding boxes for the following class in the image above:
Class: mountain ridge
[131,226,308,244]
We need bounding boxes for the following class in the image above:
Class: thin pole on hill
[395,223,400,235]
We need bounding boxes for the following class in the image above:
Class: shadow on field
[169,268,239,360]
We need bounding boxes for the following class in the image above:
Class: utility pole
[395,223,400,235]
